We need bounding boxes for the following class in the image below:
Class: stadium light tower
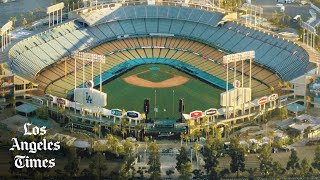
[223,51,255,119]
[241,3,263,26]
[301,21,317,50]
[1,21,13,52]
[47,3,64,27]
[72,52,105,113]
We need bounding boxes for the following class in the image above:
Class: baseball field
[102,64,223,119]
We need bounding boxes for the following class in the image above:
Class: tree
[304,126,312,138]
[210,124,217,136]
[89,152,108,179]
[135,124,145,141]
[286,149,300,175]
[34,7,41,17]
[64,147,79,177]
[28,11,34,23]
[109,122,116,133]
[21,18,28,27]
[180,133,185,146]
[271,10,280,25]
[268,131,275,144]
[148,142,161,180]
[106,134,120,155]
[229,137,245,177]
[312,146,320,173]
[279,107,288,120]
[119,140,136,179]
[144,136,149,151]
[258,144,273,177]
[300,158,312,177]
[286,15,292,24]
[204,126,210,139]
[176,146,190,172]
[203,141,219,179]
[226,125,232,139]
[9,150,25,178]
[215,127,222,144]
[19,13,24,21]
[192,169,205,179]
[121,128,127,139]
[179,162,192,180]
[271,161,286,178]
[36,106,49,120]
[93,125,99,136]
[166,169,174,179]
[193,143,200,169]
[247,168,257,180]
[9,17,17,27]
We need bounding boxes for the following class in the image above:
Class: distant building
[284,114,320,139]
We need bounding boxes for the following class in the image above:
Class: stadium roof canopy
[15,103,38,116]
[285,103,305,113]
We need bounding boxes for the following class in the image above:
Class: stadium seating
[8,5,310,98]
[37,37,276,98]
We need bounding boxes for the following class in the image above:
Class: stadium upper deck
[6,1,314,86]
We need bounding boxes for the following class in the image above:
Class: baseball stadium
[2,0,318,123]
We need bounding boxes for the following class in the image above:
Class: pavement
[251,0,315,29]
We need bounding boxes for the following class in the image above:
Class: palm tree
[19,13,24,21]
[121,128,127,139]
[193,143,200,169]
[134,124,142,140]
[190,130,196,143]
[270,86,274,94]
[34,7,41,18]
[106,134,120,155]
[280,13,286,24]
[225,125,232,139]
[186,119,192,135]
[92,125,99,136]
[268,131,275,144]
[286,15,292,24]
[180,133,185,146]
[114,125,119,134]
[210,124,217,136]
[184,135,190,146]
[110,122,118,134]
[135,143,140,156]
[144,136,149,151]
[88,138,94,150]
[21,18,27,27]
[256,134,263,144]
[204,126,210,139]
[9,17,17,27]
[28,11,34,23]
[306,96,311,112]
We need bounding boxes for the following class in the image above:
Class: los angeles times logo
[9,123,61,168]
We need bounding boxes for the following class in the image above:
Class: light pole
[172,90,175,116]
[154,89,157,119]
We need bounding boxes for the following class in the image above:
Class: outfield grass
[103,64,223,119]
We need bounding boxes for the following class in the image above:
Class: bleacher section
[8,5,310,96]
